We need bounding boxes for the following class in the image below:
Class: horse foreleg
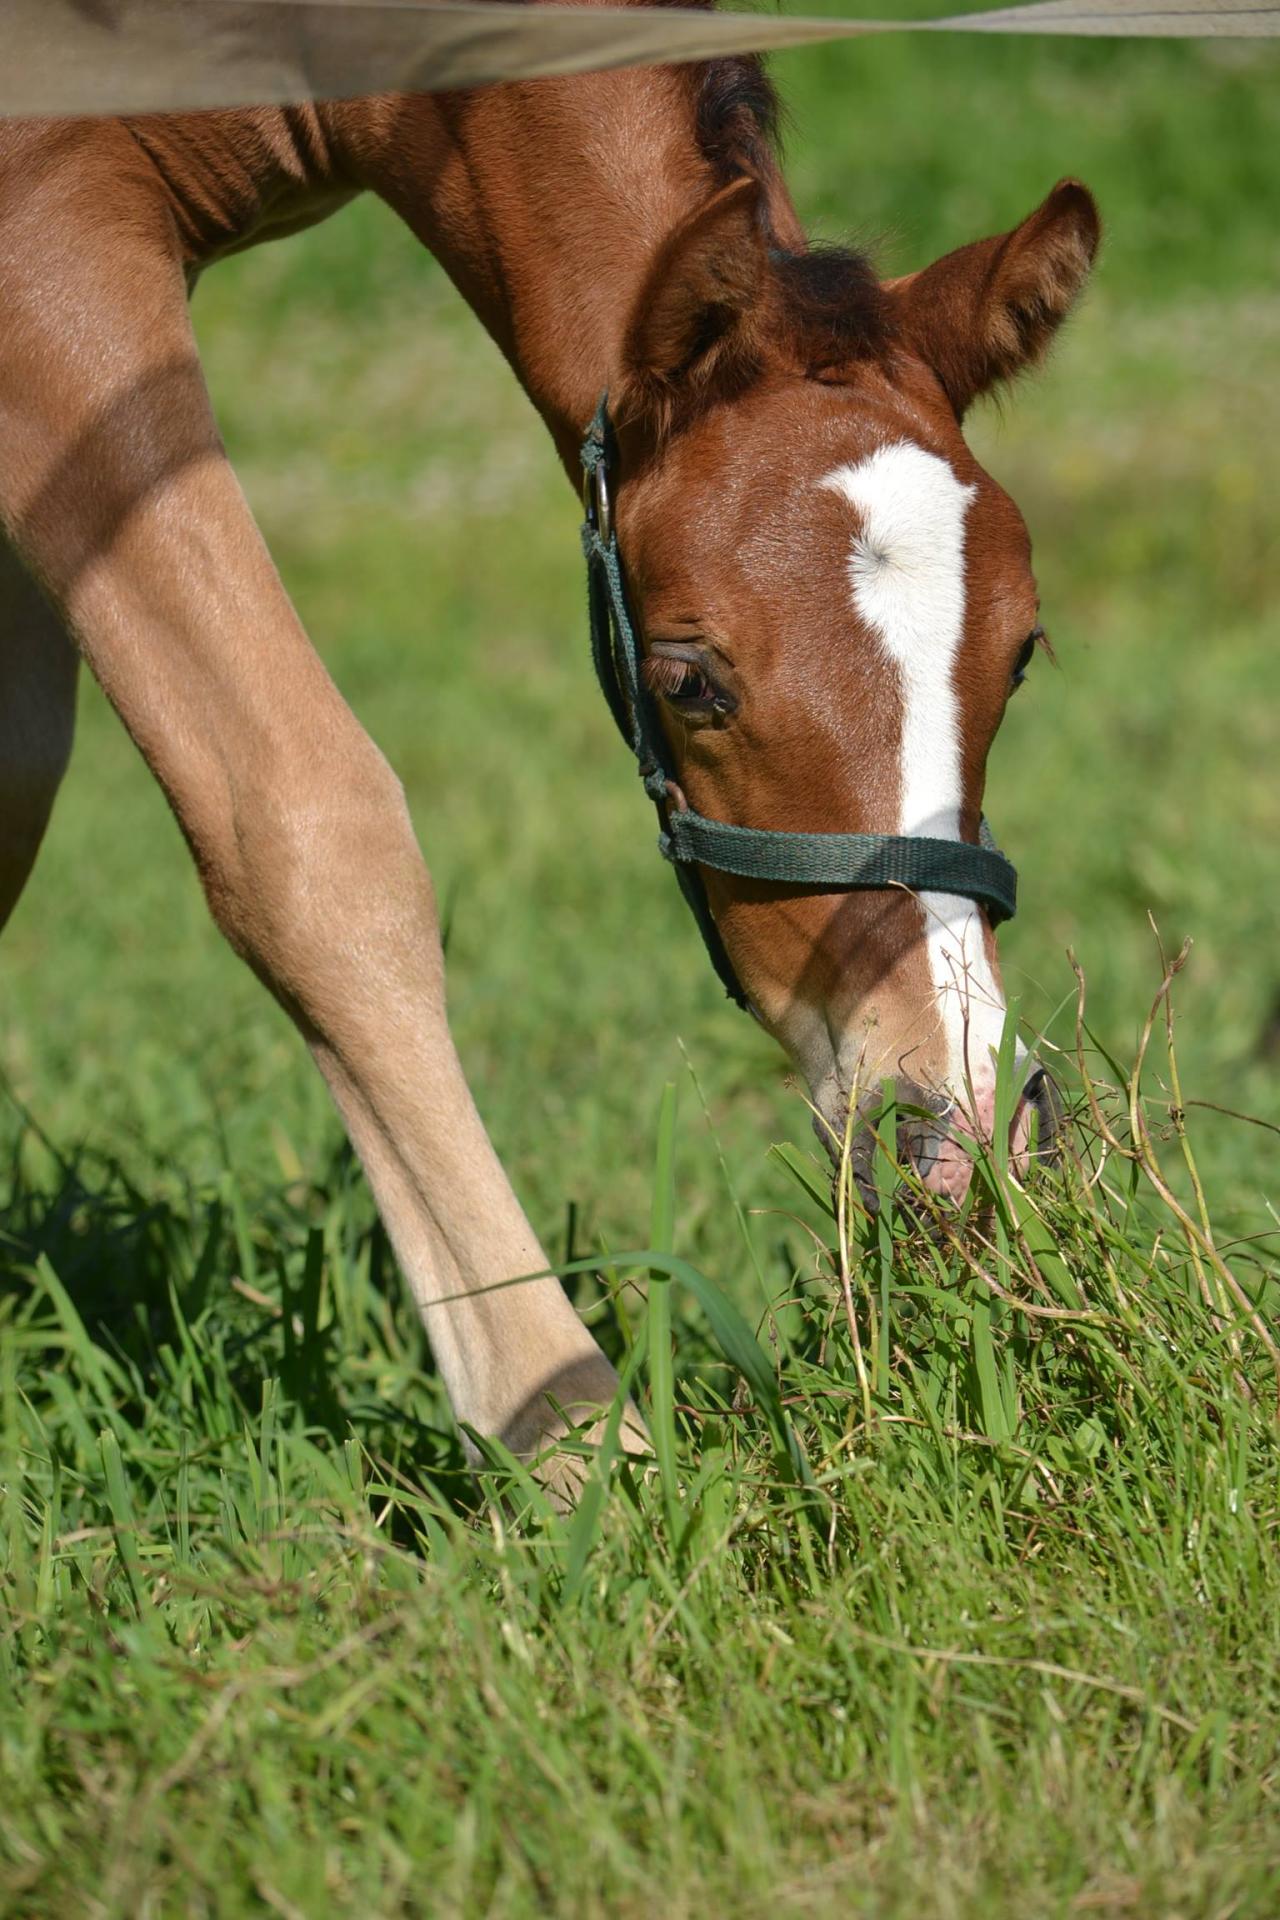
[0,538,78,932]
[0,122,636,1491]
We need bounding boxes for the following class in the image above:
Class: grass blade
[647,1082,681,1548]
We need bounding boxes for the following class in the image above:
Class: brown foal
[0,7,1098,1483]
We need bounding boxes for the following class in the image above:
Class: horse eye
[1011,625,1043,690]
[644,653,730,714]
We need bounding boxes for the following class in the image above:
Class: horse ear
[890,180,1100,417]
[623,176,767,397]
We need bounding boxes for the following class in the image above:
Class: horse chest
[124,105,357,270]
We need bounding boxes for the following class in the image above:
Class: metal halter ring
[583,453,612,545]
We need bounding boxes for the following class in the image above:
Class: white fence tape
[5,0,1278,121]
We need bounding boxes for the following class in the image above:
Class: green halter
[580,397,1018,1013]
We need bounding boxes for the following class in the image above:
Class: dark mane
[695,51,782,185]
[695,52,889,373]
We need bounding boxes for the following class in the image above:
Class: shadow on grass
[0,1101,472,1508]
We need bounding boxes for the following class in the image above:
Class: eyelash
[644,654,726,710]
[1012,624,1045,689]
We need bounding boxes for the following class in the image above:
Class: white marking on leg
[823,443,1006,1109]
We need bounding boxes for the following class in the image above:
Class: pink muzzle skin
[825,1065,1061,1210]
[912,1065,1062,1202]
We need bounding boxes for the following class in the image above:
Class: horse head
[607,173,1099,1201]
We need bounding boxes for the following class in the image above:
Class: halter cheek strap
[580,396,1017,1014]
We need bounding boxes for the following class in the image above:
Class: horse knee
[198,742,441,1024]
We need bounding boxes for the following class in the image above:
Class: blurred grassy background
[3,28,1278,1269]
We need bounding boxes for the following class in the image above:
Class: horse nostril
[1020,1065,1065,1164]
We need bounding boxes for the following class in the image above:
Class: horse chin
[811,1078,951,1211]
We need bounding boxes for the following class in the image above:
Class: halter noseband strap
[580,396,1018,1014]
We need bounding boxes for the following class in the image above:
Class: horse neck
[334,59,800,473]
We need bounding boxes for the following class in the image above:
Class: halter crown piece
[580,395,1018,1013]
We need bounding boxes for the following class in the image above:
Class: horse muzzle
[815,1060,1063,1209]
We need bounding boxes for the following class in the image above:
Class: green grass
[3,26,1279,1917]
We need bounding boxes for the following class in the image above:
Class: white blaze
[823,443,1006,1105]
